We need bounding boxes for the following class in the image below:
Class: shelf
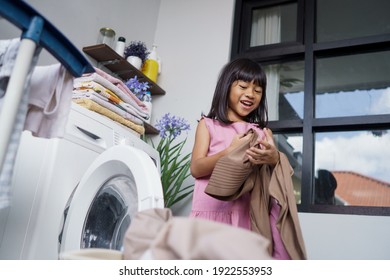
[144,122,159,135]
[82,44,163,135]
[82,44,165,96]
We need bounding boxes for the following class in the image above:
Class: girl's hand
[246,128,280,166]
[227,133,252,153]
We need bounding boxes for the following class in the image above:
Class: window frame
[231,0,390,216]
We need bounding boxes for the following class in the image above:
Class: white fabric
[250,6,281,46]
[25,63,74,138]
[0,38,40,209]
[265,65,281,120]
[250,7,281,120]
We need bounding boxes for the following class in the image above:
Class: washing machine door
[58,145,164,255]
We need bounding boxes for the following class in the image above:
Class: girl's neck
[227,110,246,123]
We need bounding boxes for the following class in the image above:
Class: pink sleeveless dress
[189,117,290,259]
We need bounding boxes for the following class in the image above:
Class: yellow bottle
[142,45,160,83]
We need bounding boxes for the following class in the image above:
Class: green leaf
[150,116,194,208]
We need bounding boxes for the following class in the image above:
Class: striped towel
[73,98,145,135]
[0,38,41,209]
[74,71,149,120]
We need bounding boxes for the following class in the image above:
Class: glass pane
[314,130,390,206]
[250,3,297,47]
[275,133,303,204]
[82,175,138,250]
[316,0,390,42]
[315,51,390,118]
[264,61,304,121]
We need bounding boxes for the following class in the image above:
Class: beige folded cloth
[73,98,145,135]
[123,208,272,260]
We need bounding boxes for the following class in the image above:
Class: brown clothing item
[123,208,272,260]
[205,129,307,260]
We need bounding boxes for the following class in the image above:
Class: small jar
[97,27,116,48]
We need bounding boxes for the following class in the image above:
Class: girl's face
[227,80,263,122]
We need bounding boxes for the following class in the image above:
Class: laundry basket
[60,248,123,260]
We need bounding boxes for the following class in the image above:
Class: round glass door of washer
[82,174,138,250]
[58,145,164,256]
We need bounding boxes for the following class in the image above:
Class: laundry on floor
[60,208,273,260]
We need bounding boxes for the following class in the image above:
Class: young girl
[189,58,290,259]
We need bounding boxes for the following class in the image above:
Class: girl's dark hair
[206,57,268,128]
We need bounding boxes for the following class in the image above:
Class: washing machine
[0,103,164,259]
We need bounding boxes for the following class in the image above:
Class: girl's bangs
[235,68,265,87]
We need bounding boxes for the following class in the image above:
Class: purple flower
[124,41,149,63]
[155,113,190,140]
[151,113,193,208]
[125,76,150,100]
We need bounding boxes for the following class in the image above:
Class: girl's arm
[190,119,251,178]
[190,119,218,178]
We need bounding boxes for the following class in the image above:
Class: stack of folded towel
[72,67,149,135]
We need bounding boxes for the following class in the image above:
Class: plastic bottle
[114,36,126,57]
[143,91,152,123]
[142,44,160,83]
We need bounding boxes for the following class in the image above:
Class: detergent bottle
[114,36,126,57]
[142,44,160,83]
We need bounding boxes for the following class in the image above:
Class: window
[316,0,390,42]
[250,3,298,47]
[314,130,390,207]
[232,0,390,216]
[315,51,390,118]
[274,132,303,204]
[263,60,304,121]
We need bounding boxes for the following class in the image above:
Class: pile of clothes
[72,67,149,135]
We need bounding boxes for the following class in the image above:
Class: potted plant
[146,113,194,208]
[124,41,149,70]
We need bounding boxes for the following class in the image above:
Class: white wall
[152,0,236,215]
[0,0,161,65]
[299,213,390,260]
[1,0,390,260]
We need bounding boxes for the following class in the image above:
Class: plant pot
[126,56,142,70]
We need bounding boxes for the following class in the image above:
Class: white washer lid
[59,145,164,254]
